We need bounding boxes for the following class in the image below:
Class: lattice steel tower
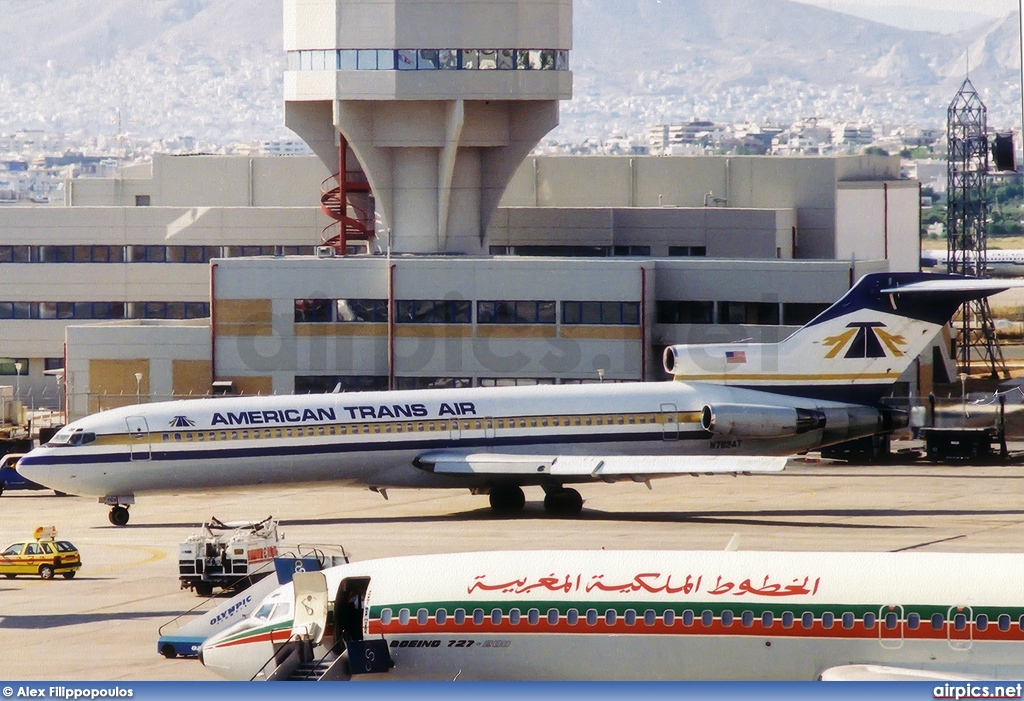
[946,76,1006,378]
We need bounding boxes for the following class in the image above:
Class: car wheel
[62,571,76,579]
[39,565,54,580]
[160,644,178,659]
[195,581,214,597]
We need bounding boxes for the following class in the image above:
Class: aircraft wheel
[543,488,584,516]
[488,486,525,514]
[39,564,54,580]
[108,506,130,526]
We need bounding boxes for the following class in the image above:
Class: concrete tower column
[283,0,572,254]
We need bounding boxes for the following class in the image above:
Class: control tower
[283,0,572,254]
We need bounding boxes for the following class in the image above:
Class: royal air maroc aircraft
[200,548,1024,681]
[17,272,1021,525]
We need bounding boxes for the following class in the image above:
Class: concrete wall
[65,320,210,419]
[69,155,331,207]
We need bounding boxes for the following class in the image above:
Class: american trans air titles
[18,273,1024,526]
[209,402,476,427]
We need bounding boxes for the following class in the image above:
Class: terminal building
[0,0,930,420]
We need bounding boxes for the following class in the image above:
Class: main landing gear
[486,485,584,516]
[542,486,584,516]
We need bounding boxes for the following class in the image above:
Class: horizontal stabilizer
[820,664,983,682]
[881,279,1024,295]
[414,451,787,477]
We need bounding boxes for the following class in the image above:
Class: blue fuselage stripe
[20,428,714,466]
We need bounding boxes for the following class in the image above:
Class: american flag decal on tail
[725,351,746,364]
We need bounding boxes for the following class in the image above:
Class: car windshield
[2,543,24,556]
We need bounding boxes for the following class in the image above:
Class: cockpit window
[271,603,292,622]
[253,603,277,621]
[47,428,76,445]
[48,428,96,447]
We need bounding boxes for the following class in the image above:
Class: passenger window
[932,613,945,630]
[396,424,403,433]
[231,431,238,440]
[585,417,592,426]
[491,609,503,625]
[435,609,447,625]
[952,613,967,631]
[841,612,854,629]
[528,609,540,625]
[508,609,520,625]
[781,612,794,628]
[862,612,876,629]
[472,609,484,625]
[821,612,834,629]
[761,611,774,627]
[418,608,429,625]
[241,431,248,440]
[663,610,675,625]
[644,610,656,626]
[976,614,988,631]
[339,427,347,435]
[628,416,635,424]
[197,433,205,442]
[999,614,1011,631]
[174,433,182,442]
[605,610,617,625]
[398,608,410,625]
[720,610,733,627]
[547,609,559,625]
[701,610,714,627]
[276,429,283,437]
[624,609,636,625]
[530,419,537,428]
[801,612,814,629]
[616,416,623,425]
[541,418,548,427]
[682,610,694,626]
[566,609,579,625]
[380,609,392,625]
[1018,615,1024,631]
[454,609,466,625]
[162,433,169,441]
[329,426,337,435]
[318,426,325,436]
[585,609,597,626]
[884,612,899,630]
[907,613,920,629]
[595,417,603,426]
[741,611,754,627]
[186,433,193,441]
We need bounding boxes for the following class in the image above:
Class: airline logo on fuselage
[822,322,907,359]
[209,402,478,427]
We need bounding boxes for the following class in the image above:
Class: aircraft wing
[819,664,984,682]
[413,452,787,477]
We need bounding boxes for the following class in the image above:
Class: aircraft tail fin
[663,273,1023,403]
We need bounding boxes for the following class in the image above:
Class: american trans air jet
[200,548,1024,681]
[18,273,1021,525]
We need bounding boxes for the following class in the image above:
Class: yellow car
[0,526,81,580]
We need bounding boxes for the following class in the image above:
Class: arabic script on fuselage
[468,572,821,597]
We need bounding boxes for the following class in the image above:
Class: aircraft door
[125,416,151,461]
[947,606,973,651]
[878,605,903,649]
[660,403,679,441]
[292,571,329,645]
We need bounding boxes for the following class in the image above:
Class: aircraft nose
[17,452,59,488]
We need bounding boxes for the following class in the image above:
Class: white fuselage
[18,381,872,499]
[201,549,1024,681]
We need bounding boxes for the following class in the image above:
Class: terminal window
[396,300,471,324]
[477,301,555,324]
[562,301,641,325]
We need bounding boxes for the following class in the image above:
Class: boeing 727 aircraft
[200,548,1024,681]
[17,273,1021,525]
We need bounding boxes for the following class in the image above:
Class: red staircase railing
[320,136,373,254]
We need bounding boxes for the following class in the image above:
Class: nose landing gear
[109,505,130,526]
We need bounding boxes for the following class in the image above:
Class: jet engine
[700,404,827,438]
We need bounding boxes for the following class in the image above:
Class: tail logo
[169,416,195,428]
[823,322,907,359]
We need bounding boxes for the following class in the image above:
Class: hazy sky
[796,0,1015,15]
